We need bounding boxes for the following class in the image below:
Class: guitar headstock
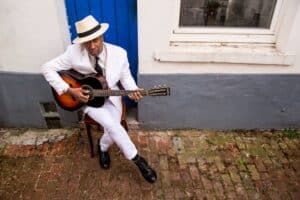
[148,85,171,96]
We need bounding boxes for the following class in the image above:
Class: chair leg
[121,120,129,132]
[86,124,94,158]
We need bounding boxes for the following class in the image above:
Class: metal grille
[40,102,61,129]
[42,102,57,113]
[45,117,61,129]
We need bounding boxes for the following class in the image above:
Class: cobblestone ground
[0,128,299,200]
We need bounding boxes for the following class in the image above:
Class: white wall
[138,0,300,74]
[277,0,300,67]
[0,0,70,73]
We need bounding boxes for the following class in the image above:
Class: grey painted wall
[0,72,78,128]
[138,74,300,129]
[1,72,300,129]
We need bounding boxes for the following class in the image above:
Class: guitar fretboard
[93,90,149,96]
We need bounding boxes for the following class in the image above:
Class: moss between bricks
[281,129,300,139]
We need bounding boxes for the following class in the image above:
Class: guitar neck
[93,89,149,97]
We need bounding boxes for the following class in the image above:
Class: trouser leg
[98,101,122,151]
[85,101,137,160]
[99,128,114,151]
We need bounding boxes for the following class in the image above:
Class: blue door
[64,0,138,106]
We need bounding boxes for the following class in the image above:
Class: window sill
[154,44,295,66]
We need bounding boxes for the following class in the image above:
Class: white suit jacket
[41,42,138,112]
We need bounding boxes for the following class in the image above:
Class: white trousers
[84,100,137,160]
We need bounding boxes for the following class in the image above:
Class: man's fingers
[132,92,138,99]
[82,96,89,101]
[128,90,144,101]
[134,91,143,100]
[79,90,89,103]
[137,91,143,99]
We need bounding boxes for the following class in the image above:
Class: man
[41,15,157,183]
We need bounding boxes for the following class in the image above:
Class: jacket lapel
[104,44,119,87]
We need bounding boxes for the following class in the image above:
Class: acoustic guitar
[52,69,170,111]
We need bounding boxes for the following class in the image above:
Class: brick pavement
[0,128,299,200]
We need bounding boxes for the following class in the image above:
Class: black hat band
[78,24,101,38]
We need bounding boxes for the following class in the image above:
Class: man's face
[83,36,104,57]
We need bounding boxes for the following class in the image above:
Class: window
[180,0,277,28]
[154,0,295,66]
[171,0,283,44]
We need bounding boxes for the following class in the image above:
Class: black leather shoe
[97,140,110,169]
[133,155,157,183]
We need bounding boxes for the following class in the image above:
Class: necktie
[94,56,103,76]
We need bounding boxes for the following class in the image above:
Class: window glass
[180,0,277,28]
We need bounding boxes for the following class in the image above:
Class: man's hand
[128,88,144,102]
[67,87,90,103]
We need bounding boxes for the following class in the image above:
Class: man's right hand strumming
[67,87,89,103]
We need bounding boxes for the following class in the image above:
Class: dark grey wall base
[2,72,300,129]
[138,74,300,130]
[0,72,78,128]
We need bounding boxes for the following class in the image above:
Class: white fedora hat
[72,15,109,44]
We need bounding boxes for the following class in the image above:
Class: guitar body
[52,70,108,111]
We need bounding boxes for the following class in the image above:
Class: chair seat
[84,114,100,126]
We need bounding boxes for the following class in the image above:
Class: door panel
[64,0,138,106]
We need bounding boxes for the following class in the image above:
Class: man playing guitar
[41,15,157,183]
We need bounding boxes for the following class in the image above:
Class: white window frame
[154,0,296,66]
[171,0,284,44]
